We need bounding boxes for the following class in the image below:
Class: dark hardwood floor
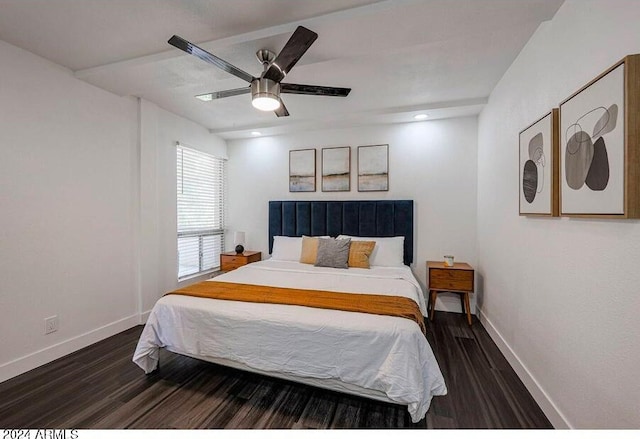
[0,311,552,429]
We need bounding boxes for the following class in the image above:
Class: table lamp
[234,231,245,254]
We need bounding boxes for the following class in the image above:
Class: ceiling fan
[168,26,351,117]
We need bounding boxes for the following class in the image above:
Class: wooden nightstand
[427,261,475,325]
[220,251,261,272]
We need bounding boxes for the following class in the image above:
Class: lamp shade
[234,231,245,245]
[234,231,246,254]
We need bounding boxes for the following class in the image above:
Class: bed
[133,200,447,422]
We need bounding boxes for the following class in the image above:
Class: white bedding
[133,260,447,422]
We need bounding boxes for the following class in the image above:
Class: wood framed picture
[519,109,559,216]
[322,146,350,192]
[559,54,640,217]
[358,144,388,191]
[289,149,316,192]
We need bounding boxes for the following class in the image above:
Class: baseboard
[0,314,140,384]
[477,307,571,429]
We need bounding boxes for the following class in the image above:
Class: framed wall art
[322,146,350,192]
[289,149,316,192]
[358,144,388,191]
[519,109,559,216]
[559,54,640,217]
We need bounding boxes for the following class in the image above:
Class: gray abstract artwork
[522,132,545,203]
[564,104,617,192]
[519,111,557,215]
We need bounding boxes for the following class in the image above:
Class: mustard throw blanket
[167,280,426,335]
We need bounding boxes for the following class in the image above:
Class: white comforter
[133,260,447,422]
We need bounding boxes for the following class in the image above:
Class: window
[176,143,226,280]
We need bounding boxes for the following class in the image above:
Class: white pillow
[271,236,302,261]
[271,235,329,261]
[337,235,405,267]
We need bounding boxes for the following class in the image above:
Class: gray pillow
[314,238,351,269]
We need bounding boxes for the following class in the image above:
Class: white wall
[0,41,228,382]
[0,40,139,381]
[138,99,227,316]
[477,0,640,428]
[227,117,478,312]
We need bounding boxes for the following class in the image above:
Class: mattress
[133,260,447,422]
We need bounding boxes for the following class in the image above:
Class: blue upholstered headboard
[268,200,414,265]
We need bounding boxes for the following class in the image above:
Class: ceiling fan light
[252,96,280,111]
[251,78,281,111]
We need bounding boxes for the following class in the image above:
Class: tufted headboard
[268,200,414,265]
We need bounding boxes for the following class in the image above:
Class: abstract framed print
[357,144,388,192]
[519,109,559,216]
[322,146,350,192]
[289,149,316,192]
[559,55,640,217]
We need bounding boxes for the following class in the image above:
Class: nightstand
[220,251,261,272]
[427,261,475,325]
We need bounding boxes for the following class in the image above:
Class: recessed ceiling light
[414,114,429,120]
[251,131,262,136]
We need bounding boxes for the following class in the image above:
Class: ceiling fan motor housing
[251,78,280,101]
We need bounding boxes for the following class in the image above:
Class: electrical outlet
[44,316,58,334]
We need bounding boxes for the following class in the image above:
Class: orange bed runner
[167,280,426,335]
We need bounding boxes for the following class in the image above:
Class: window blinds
[176,143,226,280]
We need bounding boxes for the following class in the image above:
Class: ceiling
[0,0,564,139]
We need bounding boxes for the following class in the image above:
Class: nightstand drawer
[220,251,261,272]
[429,268,473,291]
[222,255,244,264]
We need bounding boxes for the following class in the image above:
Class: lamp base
[235,245,245,254]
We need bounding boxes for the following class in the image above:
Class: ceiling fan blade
[168,35,254,83]
[263,26,318,83]
[281,83,351,97]
[274,99,290,117]
[195,87,251,101]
